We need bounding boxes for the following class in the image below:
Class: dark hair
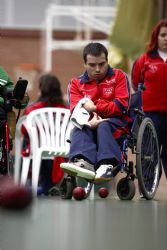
[38,73,64,106]
[146,19,167,53]
[83,42,108,63]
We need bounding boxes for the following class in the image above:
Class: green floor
[0,187,167,250]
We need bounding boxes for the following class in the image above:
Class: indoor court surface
[0,176,167,250]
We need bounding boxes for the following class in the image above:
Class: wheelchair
[59,83,160,200]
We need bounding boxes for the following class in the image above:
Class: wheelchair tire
[117,177,136,200]
[136,117,160,200]
[60,176,76,199]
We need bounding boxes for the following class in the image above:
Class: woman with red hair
[131,19,167,179]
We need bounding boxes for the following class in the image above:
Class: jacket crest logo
[103,87,113,95]
[149,64,158,73]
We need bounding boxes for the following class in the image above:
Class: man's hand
[83,100,96,113]
[88,112,108,129]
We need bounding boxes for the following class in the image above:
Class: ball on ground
[72,186,85,200]
[0,176,33,210]
[98,187,109,198]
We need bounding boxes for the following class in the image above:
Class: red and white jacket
[68,66,131,119]
[131,50,167,112]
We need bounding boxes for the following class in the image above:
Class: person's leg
[161,146,167,178]
[61,127,96,180]
[96,120,122,167]
[160,115,167,178]
[0,107,8,175]
[0,107,7,135]
[95,119,124,182]
[145,112,163,179]
[69,127,97,164]
[40,160,54,194]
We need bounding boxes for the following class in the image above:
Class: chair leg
[20,157,31,186]
[31,152,42,196]
[14,141,22,184]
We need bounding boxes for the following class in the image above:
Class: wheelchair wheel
[117,177,136,200]
[136,117,160,200]
[60,175,76,199]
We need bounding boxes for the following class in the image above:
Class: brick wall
[0,29,107,103]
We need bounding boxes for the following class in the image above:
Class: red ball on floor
[0,176,33,210]
[98,187,109,198]
[73,187,85,201]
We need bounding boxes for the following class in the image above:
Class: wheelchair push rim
[136,117,160,200]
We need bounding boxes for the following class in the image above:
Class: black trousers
[146,112,167,178]
[0,106,7,132]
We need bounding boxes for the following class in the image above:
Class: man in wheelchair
[61,42,132,183]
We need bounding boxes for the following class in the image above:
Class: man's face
[84,53,108,81]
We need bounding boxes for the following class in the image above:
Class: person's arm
[88,112,108,129]
[83,99,96,113]
[0,67,13,87]
[0,67,13,104]
[95,70,131,118]
[131,55,145,92]
[68,78,85,113]
[69,79,97,115]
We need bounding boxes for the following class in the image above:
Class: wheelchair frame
[60,84,160,200]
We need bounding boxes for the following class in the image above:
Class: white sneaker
[95,165,113,182]
[60,158,95,180]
